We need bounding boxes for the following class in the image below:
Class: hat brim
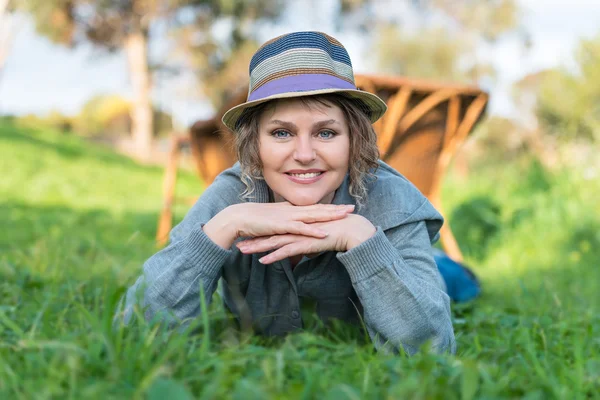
[221,88,388,132]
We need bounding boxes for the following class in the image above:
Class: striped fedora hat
[222,31,387,132]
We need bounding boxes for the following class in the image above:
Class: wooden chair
[157,74,488,261]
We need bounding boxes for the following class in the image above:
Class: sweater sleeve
[336,217,456,355]
[117,167,243,327]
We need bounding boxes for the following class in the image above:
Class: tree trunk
[0,0,9,22]
[0,0,14,87]
[124,28,153,161]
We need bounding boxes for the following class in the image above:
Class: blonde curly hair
[233,93,380,208]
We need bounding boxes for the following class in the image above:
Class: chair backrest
[189,93,242,185]
[355,75,488,203]
[188,74,488,204]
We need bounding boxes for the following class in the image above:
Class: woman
[121,31,456,355]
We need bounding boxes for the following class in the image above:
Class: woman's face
[258,98,350,205]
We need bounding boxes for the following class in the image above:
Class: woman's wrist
[344,217,377,250]
[202,206,239,249]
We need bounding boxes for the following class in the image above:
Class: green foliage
[448,159,555,261]
[1,120,599,398]
[73,94,132,137]
[16,0,283,70]
[17,0,75,45]
[18,0,190,48]
[451,196,501,261]
[190,39,261,110]
[13,95,174,138]
[17,0,286,154]
[536,34,600,143]
[377,25,468,82]
[16,110,75,134]
[171,0,282,109]
[427,0,522,42]
[374,0,523,84]
[470,116,526,159]
[71,94,173,138]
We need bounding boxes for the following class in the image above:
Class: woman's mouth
[285,171,326,184]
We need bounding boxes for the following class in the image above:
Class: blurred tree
[0,0,15,86]
[18,0,284,160]
[512,70,553,130]
[45,109,75,132]
[451,195,502,260]
[73,93,173,138]
[74,94,132,137]
[16,93,173,139]
[509,70,559,166]
[17,110,74,133]
[171,4,279,111]
[470,115,525,161]
[0,0,9,22]
[377,25,470,82]
[426,0,521,42]
[328,0,527,174]
[535,34,600,143]
[174,0,374,111]
[372,0,526,84]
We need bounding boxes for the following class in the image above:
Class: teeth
[289,172,322,178]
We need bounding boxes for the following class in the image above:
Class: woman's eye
[272,130,291,138]
[318,130,336,139]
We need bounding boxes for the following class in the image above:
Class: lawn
[1,118,599,399]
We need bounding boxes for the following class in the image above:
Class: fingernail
[259,257,268,264]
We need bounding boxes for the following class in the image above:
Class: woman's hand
[202,202,356,249]
[235,214,376,264]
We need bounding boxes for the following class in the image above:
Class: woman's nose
[293,136,316,163]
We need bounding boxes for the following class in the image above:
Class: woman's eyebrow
[268,120,297,130]
[313,119,339,129]
[266,119,339,130]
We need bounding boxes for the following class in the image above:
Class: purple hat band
[248,74,356,102]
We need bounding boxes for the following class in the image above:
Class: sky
[0,0,598,127]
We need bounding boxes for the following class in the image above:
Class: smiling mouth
[285,172,324,179]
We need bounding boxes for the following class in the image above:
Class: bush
[536,35,600,143]
[72,94,131,137]
[16,110,74,133]
[71,94,174,138]
[451,196,502,260]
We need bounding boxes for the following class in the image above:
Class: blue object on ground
[433,249,481,303]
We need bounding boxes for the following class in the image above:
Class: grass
[1,118,599,399]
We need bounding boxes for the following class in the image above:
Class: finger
[282,221,331,238]
[237,235,300,253]
[299,203,355,211]
[290,203,354,213]
[237,234,292,248]
[293,206,355,224]
[259,240,319,264]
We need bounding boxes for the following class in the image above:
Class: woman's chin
[271,186,336,205]
[280,193,327,206]
[285,197,320,206]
